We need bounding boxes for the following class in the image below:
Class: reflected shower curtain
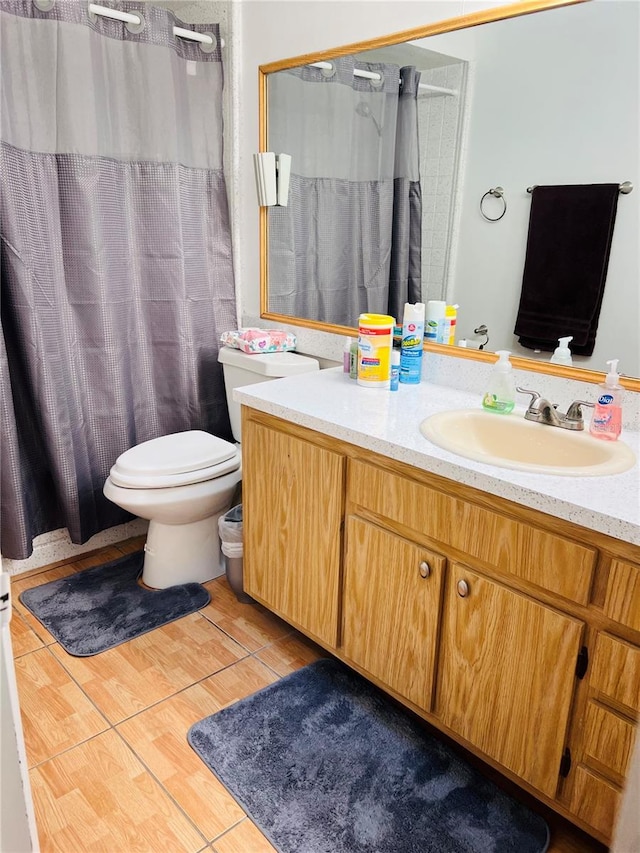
[268,59,422,326]
[0,1,237,559]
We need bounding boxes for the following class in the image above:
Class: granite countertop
[235,367,640,547]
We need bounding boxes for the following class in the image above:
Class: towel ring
[480,187,506,221]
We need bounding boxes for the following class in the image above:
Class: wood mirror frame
[258,0,640,392]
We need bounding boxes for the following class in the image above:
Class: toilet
[103,347,318,589]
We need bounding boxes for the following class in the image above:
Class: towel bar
[527,181,632,194]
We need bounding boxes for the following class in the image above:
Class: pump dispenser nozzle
[550,336,573,366]
[605,359,620,386]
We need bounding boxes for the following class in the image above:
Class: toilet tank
[218,347,319,442]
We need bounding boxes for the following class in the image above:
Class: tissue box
[220,328,297,354]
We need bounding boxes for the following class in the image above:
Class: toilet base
[141,513,226,589]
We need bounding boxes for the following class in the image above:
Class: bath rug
[188,658,550,853]
[19,551,210,656]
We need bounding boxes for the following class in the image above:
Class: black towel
[513,184,619,355]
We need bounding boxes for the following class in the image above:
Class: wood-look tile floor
[11,538,607,853]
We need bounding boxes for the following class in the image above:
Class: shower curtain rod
[309,61,456,96]
[87,4,224,47]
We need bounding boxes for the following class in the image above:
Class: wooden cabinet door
[436,566,584,798]
[243,417,344,648]
[342,517,445,711]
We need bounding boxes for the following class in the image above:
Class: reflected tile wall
[418,62,467,303]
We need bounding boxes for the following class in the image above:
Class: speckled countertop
[235,368,640,547]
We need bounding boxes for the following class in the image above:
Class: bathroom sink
[420,409,636,476]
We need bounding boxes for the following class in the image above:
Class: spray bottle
[589,359,623,440]
[399,302,425,384]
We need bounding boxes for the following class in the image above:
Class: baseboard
[1,519,149,576]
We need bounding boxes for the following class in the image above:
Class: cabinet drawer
[583,701,636,777]
[590,633,640,715]
[569,765,621,839]
[348,459,596,603]
[603,559,640,632]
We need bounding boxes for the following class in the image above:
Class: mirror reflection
[265,1,639,376]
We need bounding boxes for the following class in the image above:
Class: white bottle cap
[605,359,620,387]
[550,336,573,365]
[426,300,446,321]
[494,350,512,372]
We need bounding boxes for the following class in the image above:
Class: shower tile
[255,633,324,678]
[437,174,453,196]
[50,612,248,724]
[14,647,108,767]
[30,729,205,853]
[200,577,292,653]
[212,819,277,853]
[424,158,440,178]
[117,657,277,841]
[9,607,44,657]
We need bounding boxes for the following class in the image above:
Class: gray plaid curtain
[0,1,237,559]
[267,58,421,327]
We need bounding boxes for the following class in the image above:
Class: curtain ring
[480,187,506,221]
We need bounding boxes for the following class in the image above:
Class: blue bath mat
[188,658,550,853]
[20,551,210,656]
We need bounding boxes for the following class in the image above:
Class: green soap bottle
[482,350,516,414]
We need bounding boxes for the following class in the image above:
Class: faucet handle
[516,387,541,410]
[566,400,595,422]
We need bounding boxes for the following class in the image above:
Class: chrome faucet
[516,388,594,431]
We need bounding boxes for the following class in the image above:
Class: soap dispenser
[550,336,573,366]
[589,359,623,440]
[482,350,516,414]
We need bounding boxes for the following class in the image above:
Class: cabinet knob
[419,561,431,579]
[457,579,470,598]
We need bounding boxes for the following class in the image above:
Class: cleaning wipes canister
[357,314,395,388]
[400,302,425,384]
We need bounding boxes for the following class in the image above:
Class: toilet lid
[110,430,239,487]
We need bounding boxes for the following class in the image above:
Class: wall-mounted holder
[253,153,291,207]
[480,187,506,221]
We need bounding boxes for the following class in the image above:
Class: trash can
[218,504,252,603]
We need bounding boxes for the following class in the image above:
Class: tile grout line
[111,725,212,849]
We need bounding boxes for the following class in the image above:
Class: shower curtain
[267,58,422,326]
[0,1,237,560]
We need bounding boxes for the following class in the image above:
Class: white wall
[414,0,639,371]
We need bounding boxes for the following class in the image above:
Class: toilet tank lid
[218,347,319,376]
[111,431,237,478]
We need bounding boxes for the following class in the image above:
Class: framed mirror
[259,0,640,390]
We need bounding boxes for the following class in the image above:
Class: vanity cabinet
[342,516,445,710]
[242,414,345,647]
[242,408,639,843]
[437,566,582,798]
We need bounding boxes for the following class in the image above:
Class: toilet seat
[109,430,241,489]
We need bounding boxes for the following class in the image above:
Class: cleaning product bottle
[343,337,352,374]
[550,336,573,366]
[349,338,358,380]
[357,313,395,388]
[425,301,446,343]
[390,349,400,391]
[481,350,516,414]
[589,359,623,441]
[445,304,458,346]
[399,302,425,384]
